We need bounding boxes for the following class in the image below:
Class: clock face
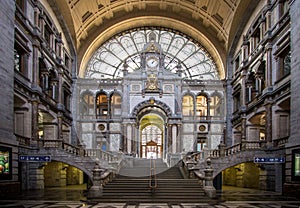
[146,57,158,68]
[199,125,206,132]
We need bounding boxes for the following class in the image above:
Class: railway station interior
[1,0,300,206]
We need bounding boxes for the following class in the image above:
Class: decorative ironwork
[85,27,219,80]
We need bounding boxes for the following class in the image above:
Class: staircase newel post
[203,158,216,198]
[87,163,104,198]
[218,142,226,157]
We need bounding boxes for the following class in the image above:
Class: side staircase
[95,158,209,203]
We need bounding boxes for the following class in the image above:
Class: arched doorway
[139,113,164,159]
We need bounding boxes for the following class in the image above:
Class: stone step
[102,188,205,193]
[88,160,209,203]
[89,194,210,203]
[109,179,199,183]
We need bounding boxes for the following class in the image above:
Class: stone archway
[132,99,171,159]
[140,114,164,159]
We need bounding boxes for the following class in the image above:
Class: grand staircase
[96,158,209,203]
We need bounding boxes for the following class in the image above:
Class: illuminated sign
[19,155,51,162]
[0,146,12,180]
[292,149,300,181]
[254,157,285,163]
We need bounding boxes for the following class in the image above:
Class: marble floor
[0,185,299,208]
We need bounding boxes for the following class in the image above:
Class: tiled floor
[0,185,299,208]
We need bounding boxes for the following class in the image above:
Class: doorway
[140,114,164,159]
[143,140,162,159]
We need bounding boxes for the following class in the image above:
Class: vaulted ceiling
[49,0,257,78]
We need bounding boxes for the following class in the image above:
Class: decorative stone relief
[109,134,120,151]
[210,124,223,133]
[210,135,221,150]
[110,123,121,131]
[182,123,194,133]
[182,135,194,152]
[82,133,92,149]
[82,123,93,131]
[163,84,173,93]
[131,84,141,92]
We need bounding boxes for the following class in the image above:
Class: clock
[98,124,105,131]
[146,57,158,68]
[199,125,206,132]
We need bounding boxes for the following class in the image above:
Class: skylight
[85,27,219,80]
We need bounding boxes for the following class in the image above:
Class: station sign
[254,157,285,163]
[19,155,51,162]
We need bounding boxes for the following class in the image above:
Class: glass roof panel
[85,27,219,80]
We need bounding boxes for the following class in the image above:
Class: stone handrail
[37,139,120,164]
[181,141,267,177]
[183,140,266,163]
[180,140,267,198]
[62,142,81,155]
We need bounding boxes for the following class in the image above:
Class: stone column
[122,124,127,153]
[133,123,138,157]
[126,124,133,154]
[264,101,272,147]
[240,70,247,145]
[172,124,177,153]
[265,43,273,88]
[167,124,172,155]
[225,77,233,146]
[31,99,39,146]
[241,116,247,150]
[57,112,63,144]
[32,41,40,88]
[177,124,182,152]
[57,70,63,108]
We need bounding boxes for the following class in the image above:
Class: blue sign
[254,157,285,163]
[19,155,51,162]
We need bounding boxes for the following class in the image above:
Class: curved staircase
[94,158,209,203]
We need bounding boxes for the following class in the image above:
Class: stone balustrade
[184,140,267,163]
[15,134,31,146]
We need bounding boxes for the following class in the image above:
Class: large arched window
[210,94,222,118]
[80,91,94,118]
[110,93,122,118]
[85,27,219,80]
[96,92,108,118]
[48,69,58,100]
[196,94,208,118]
[182,95,194,116]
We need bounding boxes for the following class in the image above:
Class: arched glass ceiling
[85,27,219,80]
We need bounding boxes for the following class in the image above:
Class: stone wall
[0,0,15,141]
[284,0,300,198]
[0,0,20,194]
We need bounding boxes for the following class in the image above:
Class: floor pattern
[0,200,300,208]
[1,186,299,208]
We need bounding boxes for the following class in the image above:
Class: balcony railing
[15,134,31,146]
[273,136,289,147]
